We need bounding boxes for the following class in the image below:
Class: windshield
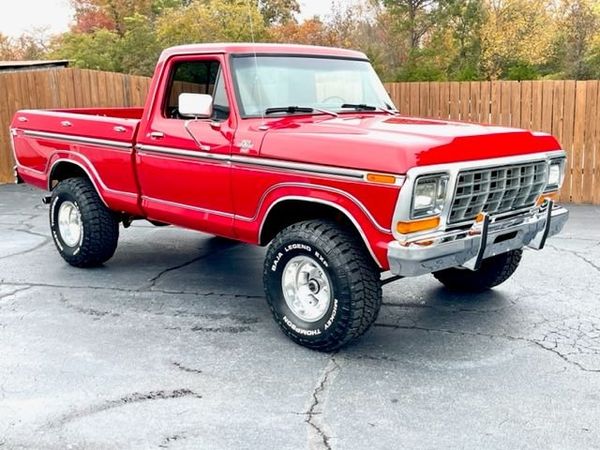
[231,56,396,117]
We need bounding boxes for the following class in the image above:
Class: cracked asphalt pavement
[1,184,600,449]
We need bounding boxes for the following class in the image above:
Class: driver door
[136,55,235,236]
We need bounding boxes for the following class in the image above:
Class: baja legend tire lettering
[284,243,311,253]
[271,252,284,272]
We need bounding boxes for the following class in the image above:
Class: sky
[0,0,337,38]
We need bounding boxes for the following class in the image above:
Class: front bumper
[388,203,569,277]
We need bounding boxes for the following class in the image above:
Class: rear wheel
[433,249,523,292]
[263,220,382,351]
[50,177,119,267]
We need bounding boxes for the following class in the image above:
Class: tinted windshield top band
[230,53,369,62]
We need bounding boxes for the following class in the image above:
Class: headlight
[411,175,448,219]
[545,158,565,192]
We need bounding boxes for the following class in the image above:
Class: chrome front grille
[448,161,548,224]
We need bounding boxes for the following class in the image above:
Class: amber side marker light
[366,173,397,184]
[396,216,441,234]
[536,192,559,206]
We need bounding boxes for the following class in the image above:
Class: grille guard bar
[387,201,568,277]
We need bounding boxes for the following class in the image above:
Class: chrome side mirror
[178,93,213,119]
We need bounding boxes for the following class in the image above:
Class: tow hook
[42,195,52,205]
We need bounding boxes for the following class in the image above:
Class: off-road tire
[263,220,382,351]
[433,249,523,292]
[50,177,119,267]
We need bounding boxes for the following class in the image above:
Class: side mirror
[178,93,213,119]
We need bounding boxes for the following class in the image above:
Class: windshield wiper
[264,106,338,117]
[340,104,397,115]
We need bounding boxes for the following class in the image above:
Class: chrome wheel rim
[282,255,332,323]
[58,201,82,247]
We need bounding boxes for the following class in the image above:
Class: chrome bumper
[388,203,569,277]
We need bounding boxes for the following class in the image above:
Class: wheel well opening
[260,200,363,247]
[49,162,88,190]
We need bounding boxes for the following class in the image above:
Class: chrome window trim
[392,150,566,241]
[22,130,133,151]
[136,144,230,162]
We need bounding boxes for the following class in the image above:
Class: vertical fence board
[419,82,429,117]
[571,82,588,203]
[480,81,490,124]
[520,81,532,130]
[510,82,521,127]
[531,82,543,131]
[560,81,577,202]
[582,81,598,203]
[449,82,460,120]
[459,82,470,121]
[541,81,554,133]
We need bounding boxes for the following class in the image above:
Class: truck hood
[259,115,561,174]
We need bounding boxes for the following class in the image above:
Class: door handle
[113,126,126,133]
[149,131,164,139]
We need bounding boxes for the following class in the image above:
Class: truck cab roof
[158,43,368,62]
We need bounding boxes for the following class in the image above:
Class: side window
[164,60,230,121]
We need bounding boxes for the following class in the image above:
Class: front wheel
[263,220,382,351]
[433,249,523,292]
[50,177,119,267]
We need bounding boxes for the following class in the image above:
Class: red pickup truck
[11,43,568,350]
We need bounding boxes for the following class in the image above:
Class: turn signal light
[366,173,397,185]
[396,216,441,234]
[536,191,559,206]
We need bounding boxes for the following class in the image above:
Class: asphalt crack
[143,241,240,292]
[547,244,600,273]
[0,227,51,261]
[0,286,31,302]
[306,355,340,450]
[0,281,262,300]
[159,433,187,448]
[48,389,202,429]
[375,323,600,373]
[172,362,203,374]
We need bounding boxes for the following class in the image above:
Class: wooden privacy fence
[1,72,599,204]
[0,68,151,183]
[385,81,600,204]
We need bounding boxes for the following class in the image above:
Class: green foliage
[50,29,122,72]
[505,62,539,80]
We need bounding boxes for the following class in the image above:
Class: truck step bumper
[388,204,569,277]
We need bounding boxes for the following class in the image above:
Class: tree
[445,0,484,79]
[258,0,300,25]
[383,0,451,49]
[50,29,122,71]
[156,0,267,48]
[0,33,17,60]
[70,0,155,35]
[480,0,556,79]
[557,0,599,79]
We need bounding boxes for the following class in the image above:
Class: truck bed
[11,107,143,214]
